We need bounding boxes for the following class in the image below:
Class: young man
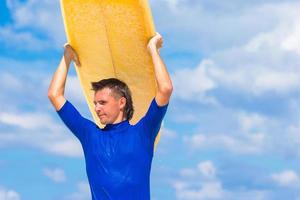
[48,32,173,199]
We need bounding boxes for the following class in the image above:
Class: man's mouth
[98,114,105,118]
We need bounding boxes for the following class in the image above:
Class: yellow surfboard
[60,0,161,146]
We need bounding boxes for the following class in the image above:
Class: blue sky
[1,0,300,199]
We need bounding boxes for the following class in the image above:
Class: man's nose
[95,103,102,111]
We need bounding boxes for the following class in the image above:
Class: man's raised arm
[147,32,173,106]
[48,44,81,111]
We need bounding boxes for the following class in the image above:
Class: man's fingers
[63,43,81,66]
[74,56,81,67]
[147,32,164,53]
[64,43,71,49]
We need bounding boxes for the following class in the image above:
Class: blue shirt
[57,98,168,200]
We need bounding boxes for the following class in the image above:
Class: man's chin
[97,117,106,125]
[99,120,107,125]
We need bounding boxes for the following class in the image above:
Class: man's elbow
[47,89,60,101]
[159,83,173,96]
[47,89,66,110]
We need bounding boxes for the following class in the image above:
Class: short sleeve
[57,100,92,144]
[138,98,169,144]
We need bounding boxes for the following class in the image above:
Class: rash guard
[57,98,168,200]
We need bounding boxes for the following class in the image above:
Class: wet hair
[91,78,134,121]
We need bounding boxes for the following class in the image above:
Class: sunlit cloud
[0,186,21,200]
[271,170,300,188]
[43,167,67,183]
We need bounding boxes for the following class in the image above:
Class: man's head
[91,78,134,125]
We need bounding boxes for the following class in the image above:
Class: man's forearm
[151,50,173,93]
[48,56,71,109]
[150,48,173,106]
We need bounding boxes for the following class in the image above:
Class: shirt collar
[103,120,130,131]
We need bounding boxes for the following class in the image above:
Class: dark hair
[91,78,134,121]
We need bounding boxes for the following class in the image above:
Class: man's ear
[119,97,126,109]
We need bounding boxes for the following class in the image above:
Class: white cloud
[154,127,179,155]
[254,71,300,94]
[0,62,87,157]
[154,1,300,106]
[179,161,217,180]
[174,180,224,200]
[0,73,23,90]
[166,1,300,100]
[0,60,56,112]
[271,170,300,187]
[173,161,271,200]
[238,112,269,132]
[0,59,86,112]
[185,134,206,147]
[197,161,216,179]
[171,112,199,123]
[0,124,84,158]
[229,189,270,200]
[174,161,224,200]
[0,187,20,200]
[180,102,300,159]
[44,139,84,158]
[172,59,218,104]
[0,101,83,158]
[43,167,66,183]
[0,25,51,51]
[0,112,57,130]
[244,12,300,55]
[218,17,300,94]
[184,111,270,155]
[64,181,91,200]
[173,55,300,101]
[159,0,188,12]
[185,132,265,155]
[2,0,65,50]
[150,0,300,56]
[161,127,177,139]
[180,168,197,178]
[286,122,300,152]
[281,23,300,53]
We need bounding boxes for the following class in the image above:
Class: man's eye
[95,101,106,105]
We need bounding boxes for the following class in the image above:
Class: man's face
[93,88,126,125]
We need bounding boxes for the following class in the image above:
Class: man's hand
[64,43,81,66]
[147,32,163,55]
